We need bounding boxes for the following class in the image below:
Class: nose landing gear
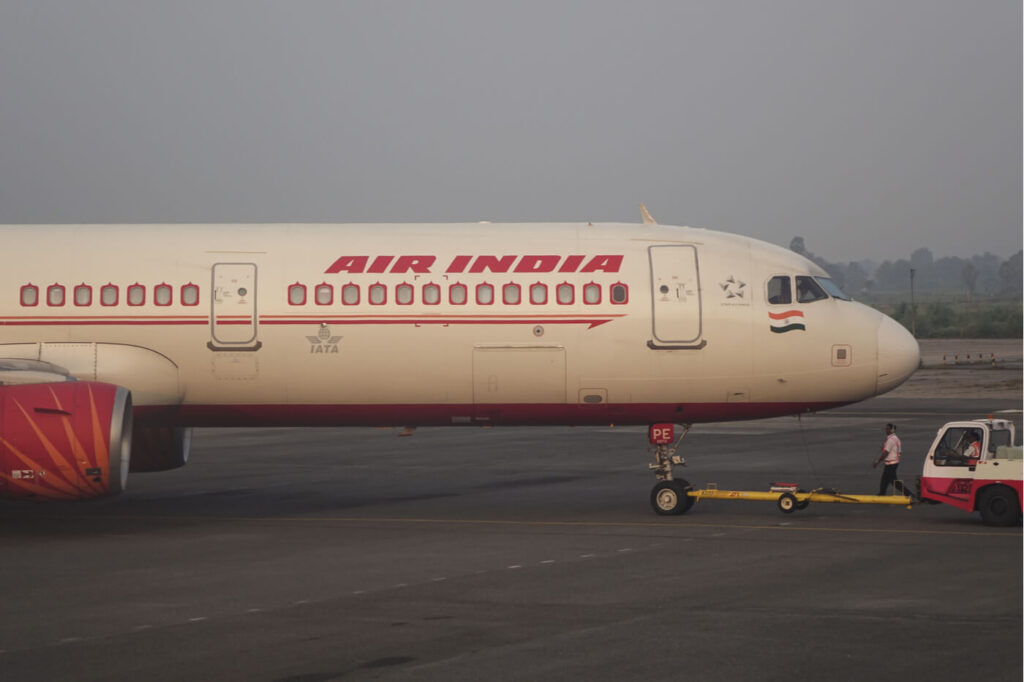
[648,423,694,515]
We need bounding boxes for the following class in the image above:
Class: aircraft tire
[651,480,694,516]
[777,493,798,514]
[978,486,1021,527]
[795,500,809,511]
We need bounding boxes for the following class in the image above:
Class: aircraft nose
[876,315,920,395]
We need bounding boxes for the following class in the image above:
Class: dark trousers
[879,463,899,495]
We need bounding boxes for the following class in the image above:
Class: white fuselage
[0,222,920,427]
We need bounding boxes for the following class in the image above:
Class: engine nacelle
[130,426,191,472]
[0,382,132,500]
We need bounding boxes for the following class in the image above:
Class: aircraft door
[648,245,704,348]
[210,263,260,350]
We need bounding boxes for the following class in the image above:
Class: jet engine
[130,425,191,472]
[0,382,132,500]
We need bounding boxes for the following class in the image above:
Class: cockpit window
[795,276,828,303]
[767,276,791,304]
[815,277,850,301]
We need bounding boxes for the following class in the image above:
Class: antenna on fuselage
[639,203,657,225]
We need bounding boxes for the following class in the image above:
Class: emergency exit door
[649,245,704,347]
[210,263,259,348]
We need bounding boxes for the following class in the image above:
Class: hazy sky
[1,1,1020,261]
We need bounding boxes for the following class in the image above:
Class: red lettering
[559,255,585,272]
[390,255,436,273]
[514,255,560,273]
[580,255,623,273]
[469,255,516,273]
[325,256,368,274]
[368,256,394,274]
[445,255,472,273]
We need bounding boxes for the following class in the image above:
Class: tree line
[789,237,1022,298]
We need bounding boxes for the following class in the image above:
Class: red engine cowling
[0,382,132,500]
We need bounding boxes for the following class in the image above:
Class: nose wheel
[647,423,694,515]
[651,479,694,515]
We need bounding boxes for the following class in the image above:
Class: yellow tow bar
[687,483,914,514]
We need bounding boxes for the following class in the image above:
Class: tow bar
[688,482,914,514]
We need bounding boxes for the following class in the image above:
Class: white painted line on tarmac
[188,617,208,623]
[507,565,522,569]
[540,560,555,564]
[132,625,153,632]
[58,637,83,645]
[580,554,595,558]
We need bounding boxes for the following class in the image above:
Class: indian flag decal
[769,310,805,333]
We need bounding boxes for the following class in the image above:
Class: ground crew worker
[873,423,902,495]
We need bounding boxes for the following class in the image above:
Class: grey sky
[0,1,1019,261]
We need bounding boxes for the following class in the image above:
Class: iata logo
[307,326,342,354]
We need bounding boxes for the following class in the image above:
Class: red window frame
[20,283,39,307]
[449,283,468,306]
[74,283,93,307]
[610,282,629,305]
[582,282,602,305]
[502,282,521,305]
[100,283,119,307]
[341,283,360,306]
[368,282,387,306]
[476,282,495,305]
[529,282,548,305]
[395,282,414,306]
[314,282,333,306]
[154,283,173,307]
[422,282,441,306]
[47,283,66,307]
[180,283,200,306]
[288,283,307,306]
[556,282,575,305]
[126,283,146,307]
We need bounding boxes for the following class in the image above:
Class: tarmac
[0,362,1021,681]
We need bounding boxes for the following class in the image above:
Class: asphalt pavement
[1,396,1021,681]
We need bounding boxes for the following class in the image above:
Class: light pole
[909,268,917,337]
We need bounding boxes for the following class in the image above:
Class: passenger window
[557,283,574,305]
[423,283,441,305]
[396,283,414,305]
[20,284,39,307]
[767,276,791,304]
[529,283,547,305]
[369,283,386,305]
[288,283,306,305]
[154,283,173,306]
[127,284,145,306]
[47,284,66,307]
[74,284,92,306]
[315,283,333,305]
[932,428,985,467]
[342,284,360,305]
[476,283,494,305]
[181,283,200,306]
[796,276,828,303]
[503,283,521,305]
[610,283,628,305]
[101,284,119,306]
[449,283,467,305]
[583,282,601,305]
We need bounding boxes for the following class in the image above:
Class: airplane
[0,209,920,513]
